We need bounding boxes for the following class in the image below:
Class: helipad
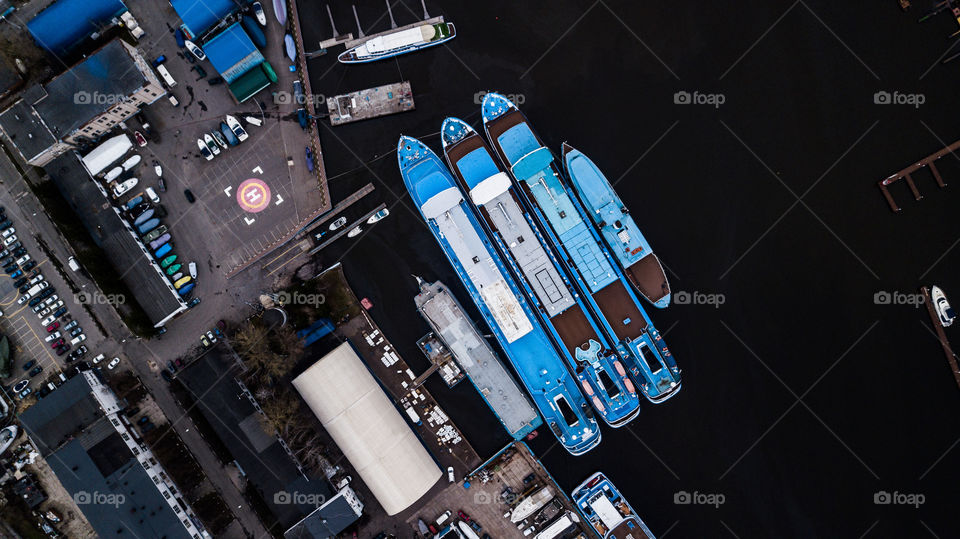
[237,178,271,213]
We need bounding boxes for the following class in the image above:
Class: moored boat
[399,134,600,455]
[0,425,17,454]
[273,0,286,25]
[572,472,656,539]
[933,286,956,327]
[562,143,671,308]
[482,92,681,404]
[338,20,455,64]
[442,117,639,427]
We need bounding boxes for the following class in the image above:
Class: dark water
[299,1,960,536]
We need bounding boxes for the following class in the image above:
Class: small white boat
[933,286,956,327]
[347,226,363,238]
[0,425,18,454]
[367,208,390,224]
[253,1,267,26]
[203,133,220,155]
[121,154,141,171]
[184,40,206,61]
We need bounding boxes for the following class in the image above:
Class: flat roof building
[292,342,442,516]
[19,373,207,538]
[0,39,165,166]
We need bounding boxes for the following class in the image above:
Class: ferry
[442,117,640,427]
[572,472,656,539]
[482,92,681,404]
[338,19,455,64]
[562,143,671,309]
[399,135,601,455]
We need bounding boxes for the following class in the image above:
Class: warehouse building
[292,342,442,516]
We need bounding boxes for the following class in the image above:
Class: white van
[67,257,80,272]
[155,64,177,87]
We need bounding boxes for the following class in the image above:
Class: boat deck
[608,519,654,539]
[552,304,598,353]
[624,255,670,307]
[415,281,541,439]
[593,280,648,341]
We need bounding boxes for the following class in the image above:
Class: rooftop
[18,374,102,454]
[45,152,185,327]
[27,0,127,56]
[34,40,149,139]
[0,99,58,162]
[170,0,237,38]
[178,346,338,528]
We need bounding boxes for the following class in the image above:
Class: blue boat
[562,144,671,309]
[482,92,681,404]
[572,472,657,539]
[398,135,601,455]
[338,19,455,64]
[241,16,266,49]
[153,243,172,258]
[137,218,159,234]
[441,117,640,428]
[125,195,143,210]
[133,208,154,227]
[177,282,194,296]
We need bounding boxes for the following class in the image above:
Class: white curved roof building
[292,342,441,515]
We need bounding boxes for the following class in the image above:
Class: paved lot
[123,0,329,278]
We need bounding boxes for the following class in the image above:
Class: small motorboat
[198,138,213,161]
[347,226,363,238]
[273,0,287,26]
[153,160,162,177]
[253,1,267,26]
[211,131,228,149]
[284,34,296,63]
[933,286,956,327]
[184,40,206,61]
[367,208,389,224]
[203,133,220,155]
[0,425,17,454]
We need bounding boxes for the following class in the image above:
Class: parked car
[2,235,16,246]
[28,366,42,377]
[41,315,55,326]
[55,344,70,356]
[7,269,21,279]
[92,354,105,365]
[46,322,59,333]
[184,189,196,203]
[44,332,61,342]
[53,307,68,318]
[70,334,86,345]
[22,360,35,371]
[20,260,36,272]
[107,357,120,369]
[18,388,31,399]
[63,320,78,331]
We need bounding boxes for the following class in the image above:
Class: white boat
[253,1,267,26]
[203,133,220,155]
[184,40,206,61]
[338,20,455,64]
[367,208,390,224]
[510,486,554,523]
[933,286,956,327]
[225,115,249,142]
[121,154,141,171]
[457,521,480,539]
[0,425,18,454]
[347,226,363,238]
[198,139,213,160]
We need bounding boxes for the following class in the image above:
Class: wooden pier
[921,286,960,390]
[878,139,957,212]
[325,81,415,126]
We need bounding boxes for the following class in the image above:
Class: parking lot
[121,0,329,279]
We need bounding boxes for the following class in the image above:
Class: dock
[414,279,542,440]
[416,333,466,388]
[325,81,415,126]
[921,286,960,390]
[878,139,955,212]
[407,441,599,539]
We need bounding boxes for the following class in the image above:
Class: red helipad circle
[237,178,271,213]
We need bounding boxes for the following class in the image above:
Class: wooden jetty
[878,139,957,212]
[921,286,960,390]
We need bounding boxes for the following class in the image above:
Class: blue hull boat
[572,472,657,539]
[441,117,640,428]
[399,134,601,455]
[562,143,671,309]
[482,92,681,404]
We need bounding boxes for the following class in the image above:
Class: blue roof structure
[204,22,264,83]
[170,0,236,38]
[27,0,126,56]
